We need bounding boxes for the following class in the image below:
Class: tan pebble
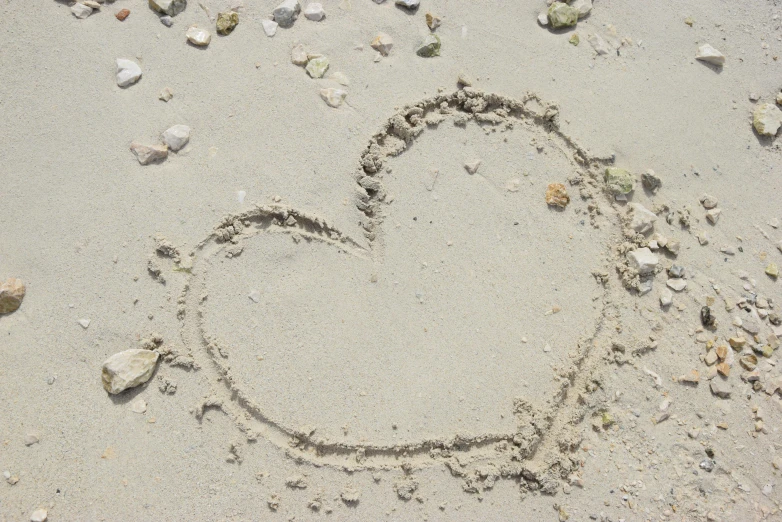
[30,508,47,522]
[545,183,570,208]
[0,277,25,315]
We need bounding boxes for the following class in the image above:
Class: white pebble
[303,3,325,21]
[116,59,142,88]
[71,3,93,19]
[101,349,160,394]
[320,88,347,108]
[237,190,246,204]
[186,26,212,46]
[249,290,261,303]
[695,44,725,66]
[161,125,191,152]
[627,247,658,274]
[30,509,48,522]
[131,398,147,414]
[667,278,687,292]
[78,318,91,329]
[659,288,673,307]
[262,19,279,37]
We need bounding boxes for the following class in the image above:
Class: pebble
[131,398,147,414]
[627,247,658,274]
[537,12,549,26]
[320,88,347,108]
[710,378,731,398]
[186,26,212,46]
[101,349,160,394]
[262,19,279,36]
[330,72,350,85]
[426,12,441,30]
[116,59,142,88]
[149,0,187,17]
[695,44,725,66]
[160,15,173,27]
[216,11,239,35]
[371,33,393,56]
[604,167,634,195]
[24,432,40,446]
[570,0,592,18]
[588,33,612,55]
[464,159,482,174]
[545,183,570,208]
[668,265,685,278]
[78,318,91,329]
[629,203,657,234]
[161,125,191,152]
[641,169,661,192]
[116,9,130,21]
[395,0,420,9]
[547,2,579,28]
[248,290,261,302]
[30,509,47,522]
[416,34,441,57]
[159,87,173,102]
[291,44,309,65]
[71,3,93,19]
[660,288,673,307]
[303,3,325,21]
[274,0,301,27]
[305,56,329,78]
[753,103,782,136]
[0,277,25,315]
[706,208,721,224]
[130,142,168,165]
[767,263,779,279]
[700,194,718,209]
[667,278,687,292]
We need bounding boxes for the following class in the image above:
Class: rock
[330,72,350,85]
[604,167,634,195]
[570,0,592,18]
[695,44,725,66]
[303,3,325,21]
[320,88,346,108]
[101,349,160,394]
[216,11,239,35]
[547,2,579,28]
[395,0,419,9]
[116,59,142,88]
[704,349,718,366]
[273,0,301,27]
[30,509,47,522]
[588,33,612,55]
[545,183,570,208]
[667,265,684,278]
[0,278,25,315]
[740,354,758,371]
[161,125,191,152]
[160,15,173,27]
[666,240,680,255]
[700,194,718,209]
[457,72,474,87]
[753,103,782,136]
[291,44,309,65]
[371,33,393,56]
[159,87,173,102]
[130,142,168,165]
[710,378,731,399]
[186,26,211,46]
[149,0,187,17]
[716,362,730,376]
[705,208,721,224]
[767,263,779,279]
[642,169,661,192]
[78,318,91,329]
[667,278,687,292]
[627,247,658,275]
[464,159,482,174]
[426,12,441,30]
[416,34,441,57]
[701,306,715,328]
[24,432,40,446]
[569,33,580,46]
[660,289,673,307]
[71,3,93,19]
[131,398,147,414]
[261,19,278,37]
[305,56,329,78]
[116,9,131,21]
[629,203,657,234]
[537,12,549,26]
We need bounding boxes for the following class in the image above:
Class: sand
[1,0,782,520]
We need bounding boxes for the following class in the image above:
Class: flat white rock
[303,3,325,21]
[101,349,160,394]
[667,278,687,292]
[186,26,211,46]
[320,88,347,108]
[131,398,147,414]
[588,33,612,56]
[629,203,657,234]
[753,103,782,136]
[262,19,279,37]
[627,247,658,274]
[116,59,142,88]
[696,44,725,66]
[30,509,48,522]
[161,125,191,152]
[71,3,93,18]
[78,318,91,329]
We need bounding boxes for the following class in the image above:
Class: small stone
[569,33,580,46]
[24,433,40,446]
[715,345,728,360]
[30,509,48,522]
[666,240,681,255]
[116,9,130,21]
[78,318,91,329]
[291,44,309,65]
[704,349,718,366]
[710,379,731,398]
[0,278,25,315]
[706,208,721,224]
[101,349,160,394]
[303,3,325,21]
[330,72,350,85]
[668,265,685,278]
[395,0,419,9]
[149,0,187,17]
[416,34,441,57]
[753,103,782,136]
[426,12,441,30]
[641,169,661,192]
[131,398,148,414]
[766,263,779,279]
[660,289,673,307]
[684,16,694,26]
[71,3,94,19]
[740,354,758,371]
[273,0,301,27]
[604,167,635,195]
[695,44,725,66]
[700,194,718,209]
[320,88,347,108]
[161,125,191,152]
[742,319,760,335]
[305,56,329,78]
[545,183,570,208]
[700,459,715,472]
[186,26,211,46]
[159,87,173,102]
[463,159,482,174]
[716,362,730,376]
[629,203,657,234]
[547,2,579,28]
[371,33,393,56]
[627,247,658,275]
[570,0,592,18]
[116,59,142,88]
[701,306,715,328]
[130,142,168,165]
[216,11,239,35]
[537,12,549,26]
[457,72,474,87]
[667,278,687,292]
[160,15,173,27]
[588,33,612,55]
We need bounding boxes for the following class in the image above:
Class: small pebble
[303,3,325,21]
[273,0,301,27]
[320,88,347,108]
[24,432,40,446]
[160,15,173,27]
[695,44,725,66]
[186,26,212,46]
[149,0,187,17]
[159,87,174,102]
[660,289,673,307]
[0,278,25,315]
[753,103,782,136]
[667,278,687,292]
[131,398,147,414]
[395,0,419,9]
[706,208,721,224]
[30,509,48,522]
[71,3,93,19]
[102,349,160,394]
[426,12,441,30]
[463,159,481,174]
[216,11,239,35]
[116,59,142,88]
[305,56,329,78]
[371,33,393,56]
[79,318,91,329]
[116,9,130,21]
[416,34,441,57]
[130,142,168,165]
[161,125,191,152]
[291,44,309,65]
